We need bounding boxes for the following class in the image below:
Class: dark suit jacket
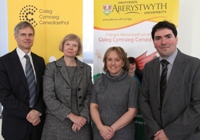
[140,50,200,140]
[0,49,45,139]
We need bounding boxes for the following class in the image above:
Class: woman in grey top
[41,34,92,140]
[90,46,138,140]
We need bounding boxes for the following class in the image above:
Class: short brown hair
[58,33,82,55]
[103,46,129,72]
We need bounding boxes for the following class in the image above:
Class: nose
[161,38,166,45]
[68,45,73,49]
[111,60,116,65]
[25,35,31,39]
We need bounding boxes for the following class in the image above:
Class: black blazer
[0,49,45,139]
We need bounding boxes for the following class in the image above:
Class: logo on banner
[19,5,69,27]
[103,4,112,16]
[20,5,38,27]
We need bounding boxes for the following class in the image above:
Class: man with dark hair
[140,20,200,140]
[0,21,45,140]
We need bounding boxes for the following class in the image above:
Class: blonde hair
[103,46,129,72]
[58,33,82,55]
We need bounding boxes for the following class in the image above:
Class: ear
[14,34,17,40]
[176,36,178,42]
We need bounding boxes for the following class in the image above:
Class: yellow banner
[94,0,179,76]
[8,0,82,63]
[95,0,179,30]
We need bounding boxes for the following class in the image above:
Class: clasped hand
[99,125,114,140]
[26,109,41,126]
[154,129,169,140]
[68,113,87,132]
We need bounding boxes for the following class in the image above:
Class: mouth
[110,67,116,69]
[160,45,170,48]
[24,42,32,45]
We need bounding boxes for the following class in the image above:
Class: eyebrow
[164,34,172,37]
[154,33,172,38]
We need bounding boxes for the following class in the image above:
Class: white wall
[178,0,200,58]
[0,0,8,56]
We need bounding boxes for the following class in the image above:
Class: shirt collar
[159,49,178,65]
[16,47,32,59]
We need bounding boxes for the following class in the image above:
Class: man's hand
[26,109,41,126]
[154,129,169,140]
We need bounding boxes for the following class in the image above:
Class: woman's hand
[72,123,81,132]
[69,113,86,126]
[68,113,87,131]
[98,125,114,140]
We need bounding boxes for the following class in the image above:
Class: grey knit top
[91,69,138,140]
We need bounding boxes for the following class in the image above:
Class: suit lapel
[56,57,72,86]
[57,57,84,87]
[60,66,71,86]
[76,59,83,86]
[162,51,185,106]
[153,59,161,104]
[31,53,41,94]
[11,50,29,91]
[32,54,38,81]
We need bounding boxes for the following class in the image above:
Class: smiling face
[106,50,125,76]
[63,40,79,58]
[15,27,34,53]
[153,28,178,59]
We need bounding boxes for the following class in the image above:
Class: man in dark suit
[0,21,45,140]
[140,21,200,140]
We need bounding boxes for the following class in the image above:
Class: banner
[94,0,179,76]
[7,0,83,62]
[94,0,179,139]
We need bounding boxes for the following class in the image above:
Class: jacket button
[78,88,81,91]
[79,96,82,99]
[79,104,82,107]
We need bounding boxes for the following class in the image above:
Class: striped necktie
[24,54,36,108]
[160,59,169,105]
